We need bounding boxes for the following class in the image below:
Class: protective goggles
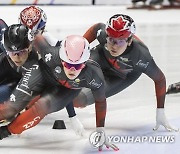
[62,61,85,70]
[7,48,29,56]
[106,37,128,46]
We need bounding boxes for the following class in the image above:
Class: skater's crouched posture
[74,14,179,132]
[0,30,119,151]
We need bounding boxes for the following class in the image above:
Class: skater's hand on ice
[70,116,87,137]
[90,127,119,151]
[153,108,179,132]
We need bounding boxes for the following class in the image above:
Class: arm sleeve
[90,68,107,127]
[0,19,8,53]
[83,23,105,43]
[65,102,76,118]
[144,59,166,108]
[34,34,57,58]
[94,96,107,127]
[0,62,45,120]
[33,34,60,66]
[42,32,59,47]
[91,82,107,127]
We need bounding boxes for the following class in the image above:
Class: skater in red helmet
[74,14,179,132]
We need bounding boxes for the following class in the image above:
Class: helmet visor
[62,61,85,70]
[107,37,128,46]
[7,48,29,56]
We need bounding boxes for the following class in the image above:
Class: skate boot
[150,0,163,5]
[150,0,163,9]
[169,0,180,5]
[166,82,180,94]
[132,0,146,3]
[132,0,147,6]
[0,126,11,140]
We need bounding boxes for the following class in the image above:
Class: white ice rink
[0,5,180,154]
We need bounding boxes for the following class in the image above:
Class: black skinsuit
[73,23,166,109]
[0,51,38,102]
[0,35,107,127]
[0,19,76,117]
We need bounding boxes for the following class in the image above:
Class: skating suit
[0,35,107,127]
[73,23,166,109]
[0,51,38,102]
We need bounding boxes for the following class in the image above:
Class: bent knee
[33,96,51,116]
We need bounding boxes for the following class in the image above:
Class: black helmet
[4,24,30,51]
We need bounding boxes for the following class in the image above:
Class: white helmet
[18,5,47,32]
[59,35,90,64]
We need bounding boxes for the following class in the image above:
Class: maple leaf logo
[58,80,72,88]
[108,58,120,69]
[111,16,127,31]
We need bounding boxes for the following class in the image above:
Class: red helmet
[106,14,136,39]
[19,5,47,31]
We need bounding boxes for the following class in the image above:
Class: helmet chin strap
[127,38,133,46]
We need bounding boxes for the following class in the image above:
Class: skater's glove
[28,29,36,41]
[153,108,179,132]
[166,82,180,94]
[95,127,119,151]
[70,116,87,137]
[28,29,42,41]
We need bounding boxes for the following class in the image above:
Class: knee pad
[33,96,51,116]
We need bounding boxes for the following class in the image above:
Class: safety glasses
[7,48,29,56]
[62,61,85,70]
[107,37,128,46]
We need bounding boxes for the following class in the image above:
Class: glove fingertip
[165,127,172,132]
[114,148,119,151]
[153,124,160,131]
[111,144,119,151]
[153,127,158,131]
[175,128,180,132]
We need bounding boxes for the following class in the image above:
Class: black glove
[0,126,11,140]
[166,82,180,94]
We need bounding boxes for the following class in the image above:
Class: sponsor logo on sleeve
[136,60,149,69]
[89,79,102,88]
[15,64,39,96]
